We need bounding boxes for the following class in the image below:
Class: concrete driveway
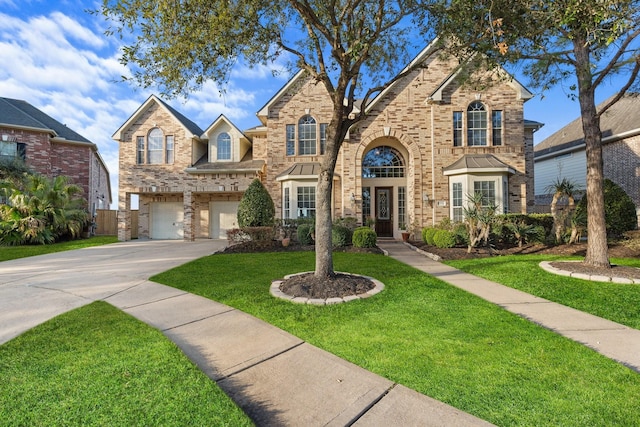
[0,239,225,345]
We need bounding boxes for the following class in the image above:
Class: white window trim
[281,180,318,220]
[448,174,507,219]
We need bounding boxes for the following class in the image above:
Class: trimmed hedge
[433,229,456,248]
[422,227,438,246]
[353,226,377,248]
[297,223,314,245]
[332,225,352,248]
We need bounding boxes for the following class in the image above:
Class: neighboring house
[0,97,112,213]
[534,92,640,218]
[115,44,539,241]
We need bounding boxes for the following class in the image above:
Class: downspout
[430,103,436,226]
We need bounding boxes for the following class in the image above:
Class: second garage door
[210,201,239,239]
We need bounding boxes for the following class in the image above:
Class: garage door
[211,201,239,239]
[151,202,184,239]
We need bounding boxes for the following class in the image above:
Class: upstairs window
[147,128,164,164]
[217,132,231,160]
[285,116,328,156]
[136,128,175,165]
[492,110,503,146]
[453,111,463,147]
[467,101,487,146]
[166,135,175,164]
[298,115,317,155]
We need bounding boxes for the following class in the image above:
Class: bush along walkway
[379,241,640,373]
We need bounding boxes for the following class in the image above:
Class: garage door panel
[151,202,184,240]
[211,202,239,239]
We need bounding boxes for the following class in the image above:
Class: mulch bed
[279,272,375,299]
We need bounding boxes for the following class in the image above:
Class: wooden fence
[95,209,138,238]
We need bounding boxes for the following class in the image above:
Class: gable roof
[201,114,248,140]
[256,70,307,125]
[112,95,203,140]
[0,97,92,143]
[535,92,640,160]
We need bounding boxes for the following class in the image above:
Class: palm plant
[545,178,581,244]
[463,192,497,253]
[0,174,89,245]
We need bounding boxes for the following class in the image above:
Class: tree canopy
[433,0,640,268]
[99,0,438,279]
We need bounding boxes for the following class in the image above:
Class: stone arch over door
[355,131,423,238]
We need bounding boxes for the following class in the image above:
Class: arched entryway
[361,145,408,237]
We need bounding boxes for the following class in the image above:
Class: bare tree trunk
[574,40,610,268]
[550,191,562,243]
[314,168,334,278]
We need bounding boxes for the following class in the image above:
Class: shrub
[237,179,275,227]
[226,228,250,245]
[422,227,438,246]
[297,223,314,245]
[334,216,358,233]
[433,229,456,248]
[241,226,275,242]
[575,179,637,238]
[352,226,377,248]
[332,225,351,248]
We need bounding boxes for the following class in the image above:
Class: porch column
[117,192,131,241]
[183,190,195,241]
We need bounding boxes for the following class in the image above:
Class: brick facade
[116,54,536,241]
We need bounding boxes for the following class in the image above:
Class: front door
[375,187,393,237]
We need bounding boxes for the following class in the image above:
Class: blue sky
[0,0,624,208]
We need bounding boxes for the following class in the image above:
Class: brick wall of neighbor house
[50,142,93,200]
[0,127,52,175]
[603,135,640,214]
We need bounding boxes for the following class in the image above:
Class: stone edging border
[539,261,640,284]
[270,271,385,305]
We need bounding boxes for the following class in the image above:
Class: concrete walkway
[378,241,640,373]
[0,240,491,426]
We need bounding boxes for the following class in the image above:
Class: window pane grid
[147,128,163,164]
[362,146,405,178]
[320,123,327,155]
[453,111,463,147]
[217,132,231,160]
[298,115,317,155]
[452,182,463,222]
[284,187,290,219]
[286,124,295,156]
[297,186,316,218]
[165,135,174,164]
[467,102,487,146]
[492,110,502,146]
[473,181,496,207]
[362,187,371,225]
[398,186,406,229]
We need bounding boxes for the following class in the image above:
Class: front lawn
[0,301,252,426]
[151,252,640,427]
[446,254,640,330]
[0,236,119,262]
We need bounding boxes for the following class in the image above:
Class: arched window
[147,128,164,164]
[467,101,487,146]
[298,115,317,155]
[217,132,231,160]
[362,146,405,178]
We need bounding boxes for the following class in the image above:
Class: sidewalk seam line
[217,341,306,381]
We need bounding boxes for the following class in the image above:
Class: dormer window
[217,132,231,160]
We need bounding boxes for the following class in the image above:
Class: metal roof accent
[443,154,515,175]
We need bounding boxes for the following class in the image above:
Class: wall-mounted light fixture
[350,193,356,203]
[422,192,430,203]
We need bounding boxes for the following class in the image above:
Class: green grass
[151,252,640,427]
[445,254,640,330]
[0,236,119,262]
[0,301,252,427]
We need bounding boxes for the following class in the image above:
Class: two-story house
[115,45,538,241]
[0,97,112,213]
